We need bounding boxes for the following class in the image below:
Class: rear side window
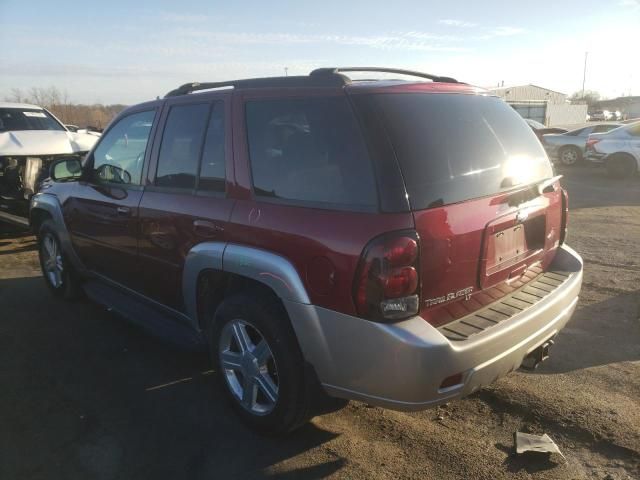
[628,123,640,137]
[354,94,553,209]
[593,124,618,133]
[156,103,209,189]
[567,127,588,136]
[245,96,377,209]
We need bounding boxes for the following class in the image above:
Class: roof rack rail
[164,73,347,97]
[164,67,459,97]
[310,67,458,84]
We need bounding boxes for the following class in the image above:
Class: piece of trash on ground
[515,432,566,460]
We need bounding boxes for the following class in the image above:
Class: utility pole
[581,52,588,100]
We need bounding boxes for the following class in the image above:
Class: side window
[245,96,377,208]
[198,102,226,192]
[593,124,616,133]
[156,103,209,189]
[627,124,640,137]
[92,110,155,185]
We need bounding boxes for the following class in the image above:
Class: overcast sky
[1,0,638,105]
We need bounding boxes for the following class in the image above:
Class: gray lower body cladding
[285,245,583,410]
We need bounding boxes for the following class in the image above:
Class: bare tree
[569,90,602,106]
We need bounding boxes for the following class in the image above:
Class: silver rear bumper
[285,245,583,410]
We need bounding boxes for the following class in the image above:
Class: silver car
[542,123,622,166]
[585,122,640,177]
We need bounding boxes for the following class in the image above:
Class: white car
[585,122,640,177]
[0,102,99,211]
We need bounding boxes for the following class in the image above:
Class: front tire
[37,220,82,299]
[208,292,311,434]
[559,146,582,166]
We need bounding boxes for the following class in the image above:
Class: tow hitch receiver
[521,339,554,371]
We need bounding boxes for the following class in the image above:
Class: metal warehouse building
[488,84,588,127]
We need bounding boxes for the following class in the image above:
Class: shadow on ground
[0,276,344,480]
[559,165,640,210]
[527,289,640,375]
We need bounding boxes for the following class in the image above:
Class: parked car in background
[588,110,614,122]
[524,119,568,141]
[585,121,640,177]
[542,123,623,166]
[30,67,582,434]
[0,102,99,214]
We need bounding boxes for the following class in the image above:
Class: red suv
[30,67,583,434]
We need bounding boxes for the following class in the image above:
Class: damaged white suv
[0,102,98,213]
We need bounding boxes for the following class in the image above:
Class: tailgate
[415,183,564,327]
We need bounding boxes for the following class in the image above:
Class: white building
[488,84,588,127]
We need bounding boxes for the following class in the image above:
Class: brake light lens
[586,137,600,150]
[354,231,420,321]
[560,188,569,245]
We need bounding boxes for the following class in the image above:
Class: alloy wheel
[218,319,279,415]
[41,233,64,288]
[561,148,578,165]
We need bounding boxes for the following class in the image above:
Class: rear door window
[245,96,377,210]
[156,103,209,189]
[353,93,553,209]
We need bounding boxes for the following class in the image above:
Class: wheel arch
[29,193,84,271]
[183,242,311,331]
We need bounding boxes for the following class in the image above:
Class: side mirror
[50,157,83,182]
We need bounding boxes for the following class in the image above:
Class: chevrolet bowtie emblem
[516,210,529,223]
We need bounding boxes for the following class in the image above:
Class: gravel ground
[0,166,638,480]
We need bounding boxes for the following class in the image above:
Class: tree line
[4,86,127,130]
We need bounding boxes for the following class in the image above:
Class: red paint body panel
[227,200,413,314]
[414,183,562,327]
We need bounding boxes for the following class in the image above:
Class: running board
[83,279,205,350]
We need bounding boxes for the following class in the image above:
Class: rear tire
[558,146,582,166]
[207,291,312,435]
[606,154,637,178]
[37,220,82,299]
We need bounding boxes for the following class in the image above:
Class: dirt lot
[0,166,638,480]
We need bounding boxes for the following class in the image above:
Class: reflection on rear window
[354,94,553,210]
[0,108,65,132]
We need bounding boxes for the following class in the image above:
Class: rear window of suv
[245,96,378,210]
[353,93,553,210]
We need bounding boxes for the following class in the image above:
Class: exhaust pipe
[520,339,554,371]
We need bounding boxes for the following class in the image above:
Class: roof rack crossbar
[310,67,458,84]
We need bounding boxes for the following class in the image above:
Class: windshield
[354,93,553,210]
[0,108,66,133]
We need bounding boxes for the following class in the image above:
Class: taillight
[353,231,420,321]
[560,188,569,245]
[586,137,600,151]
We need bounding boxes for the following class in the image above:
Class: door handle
[193,220,224,238]
[116,206,131,216]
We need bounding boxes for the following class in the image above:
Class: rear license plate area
[481,212,546,286]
